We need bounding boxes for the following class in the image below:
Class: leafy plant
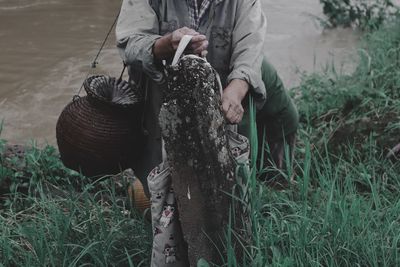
[319,0,399,30]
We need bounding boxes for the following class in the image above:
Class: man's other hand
[221,79,249,124]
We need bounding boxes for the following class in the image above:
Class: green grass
[0,190,151,266]
[0,144,151,266]
[242,143,400,266]
[1,17,400,267]
[220,18,400,266]
[297,17,400,155]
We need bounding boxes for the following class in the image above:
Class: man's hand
[153,27,208,60]
[221,79,249,124]
[171,27,208,54]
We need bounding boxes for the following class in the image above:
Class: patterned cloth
[148,162,188,266]
[186,0,212,29]
[147,130,249,266]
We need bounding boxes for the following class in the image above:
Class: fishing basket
[56,75,144,177]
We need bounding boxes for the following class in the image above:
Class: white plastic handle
[171,35,193,66]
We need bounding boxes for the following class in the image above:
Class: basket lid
[83,75,142,109]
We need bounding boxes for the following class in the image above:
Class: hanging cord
[118,62,127,82]
[73,10,121,101]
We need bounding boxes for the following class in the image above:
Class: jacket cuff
[227,67,267,108]
[124,34,164,83]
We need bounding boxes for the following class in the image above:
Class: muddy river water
[0,0,360,146]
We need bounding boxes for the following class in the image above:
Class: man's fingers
[231,103,243,113]
[172,28,200,49]
[192,41,209,54]
[229,111,243,124]
[236,105,244,115]
[226,109,236,123]
[223,102,244,124]
[226,104,240,123]
[191,34,207,43]
[190,36,208,53]
[179,27,198,35]
[234,112,243,124]
[191,39,207,49]
[222,100,231,114]
[200,50,208,58]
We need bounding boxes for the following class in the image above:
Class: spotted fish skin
[159,55,239,266]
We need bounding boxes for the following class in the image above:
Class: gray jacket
[116,0,267,106]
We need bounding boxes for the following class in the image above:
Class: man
[116,0,298,193]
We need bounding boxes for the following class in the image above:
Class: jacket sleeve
[227,0,267,106]
[115,0,163,82]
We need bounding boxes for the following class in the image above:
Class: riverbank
[0,19,399,267]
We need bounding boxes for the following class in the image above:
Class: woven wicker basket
[56,75,144,177]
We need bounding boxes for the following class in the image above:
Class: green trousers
[239,58,299,142]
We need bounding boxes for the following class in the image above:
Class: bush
[320,0,399,30]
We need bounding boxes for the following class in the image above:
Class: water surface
[0,0,359,145]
